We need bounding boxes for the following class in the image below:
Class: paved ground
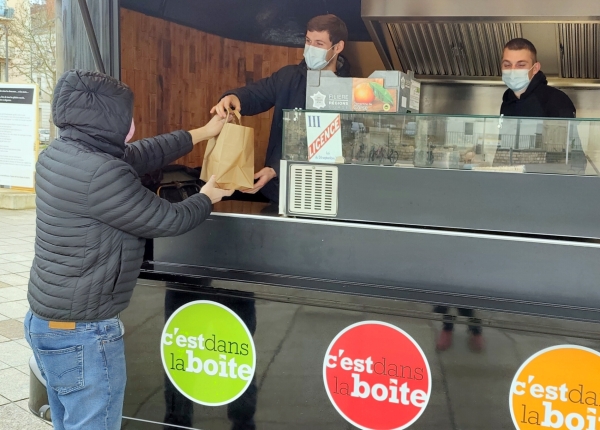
[0,209,52,429]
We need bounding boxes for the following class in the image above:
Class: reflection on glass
[283,110,600,177]
[163,287,258,430]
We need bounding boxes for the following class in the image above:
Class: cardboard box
[306,70,420,113]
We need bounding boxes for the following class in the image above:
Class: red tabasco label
[510,345,600,430]
[305,113,343,163]
[323,321,431,430]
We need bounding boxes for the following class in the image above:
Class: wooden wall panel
[120,9,304,171]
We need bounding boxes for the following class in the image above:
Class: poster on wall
[323,321,432,430]
[510,345,600,430]
[161,301,256,406]
[0,84,38,188]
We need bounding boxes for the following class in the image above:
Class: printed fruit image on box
[306,70,419,113]
[352,78,397,112]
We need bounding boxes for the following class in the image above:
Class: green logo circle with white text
[161,301,256,406]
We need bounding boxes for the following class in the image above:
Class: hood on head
[52,70,134,157]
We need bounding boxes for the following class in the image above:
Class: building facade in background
[2,0,56,141]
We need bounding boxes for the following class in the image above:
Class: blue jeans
[24,310,126,430]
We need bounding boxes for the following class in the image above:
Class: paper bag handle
[225,107,242,125]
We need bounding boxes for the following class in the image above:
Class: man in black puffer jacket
[24,69,232,430]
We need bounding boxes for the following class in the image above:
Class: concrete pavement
[0,208,51,429]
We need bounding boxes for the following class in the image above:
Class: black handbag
[142,165,202,203]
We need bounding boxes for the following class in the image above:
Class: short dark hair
[307,14,348,45]
[504,38,538,63]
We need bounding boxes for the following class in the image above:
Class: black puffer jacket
[28,70,213,322]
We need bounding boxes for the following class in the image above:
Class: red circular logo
[323,321,431,430]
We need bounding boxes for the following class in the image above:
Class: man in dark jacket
[211,14,351,203]
[24,69,232,430]
[437,38,578,352]
[500,38,575,118]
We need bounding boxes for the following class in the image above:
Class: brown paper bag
[200,108,254,190]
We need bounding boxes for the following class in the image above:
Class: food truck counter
[145,111,600,316]
[115,111,600,429]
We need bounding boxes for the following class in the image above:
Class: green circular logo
[161,301,256,406]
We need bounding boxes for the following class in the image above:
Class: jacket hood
[52,70,134,158]
[502,70,548,104]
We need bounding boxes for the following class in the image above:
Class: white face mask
[304,44,336,70]
[502,66,534,93]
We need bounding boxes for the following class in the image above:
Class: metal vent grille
[288,165,338,217]
[558,24,600,79]
[388,22,522,76]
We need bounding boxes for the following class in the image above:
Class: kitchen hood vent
[362,0,600,82]
[557,24,600,79]
[389,23,522,77]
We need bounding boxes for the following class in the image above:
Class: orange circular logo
[510,345,600,430]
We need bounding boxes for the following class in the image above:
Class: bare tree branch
[6,0,56,99]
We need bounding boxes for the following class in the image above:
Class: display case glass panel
[283,110,600,176]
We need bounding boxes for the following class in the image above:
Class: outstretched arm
[123,116,226,175]
[211,68,282,118]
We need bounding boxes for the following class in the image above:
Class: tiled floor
[0,209,52,429]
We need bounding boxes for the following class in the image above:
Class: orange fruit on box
[354,82,375,104]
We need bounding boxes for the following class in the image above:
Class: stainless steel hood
[362,0,600,83]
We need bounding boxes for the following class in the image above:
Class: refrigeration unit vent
[288,165,338,217]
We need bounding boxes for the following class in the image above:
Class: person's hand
[188,116,228,144]
[203,115,227,140]
[242,167,277,194]
[210,95,241,119]
[200,175,234,203]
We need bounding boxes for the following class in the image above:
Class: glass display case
[283,110,600,176]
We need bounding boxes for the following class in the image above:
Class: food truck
[29,1,600,429]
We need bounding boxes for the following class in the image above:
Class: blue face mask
[304,44,336,70]
[502,67,534,93]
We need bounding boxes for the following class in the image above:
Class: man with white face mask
[211,14,351,206]
[500,38,575,118]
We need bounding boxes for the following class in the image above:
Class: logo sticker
[510,345,600,430]
[161,301,256,406]
[323,321,431,430]
[310,91,327,109]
